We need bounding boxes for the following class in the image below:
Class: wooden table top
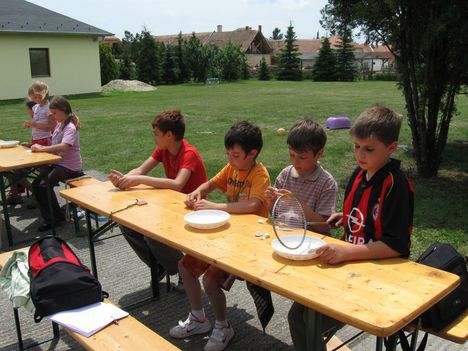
[0,143,61,172]
[60,182,461,337]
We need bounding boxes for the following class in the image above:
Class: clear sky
[27,0,330,40]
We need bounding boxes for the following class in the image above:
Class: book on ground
[48,302,129,337]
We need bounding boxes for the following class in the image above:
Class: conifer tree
[119,31,136,80]
[161,44,179,84]
[176,32,190,82]
[311,37,337,81]
[135,28,161,84]
[99,43,119,85]
[277,23,302,81]
[334,29,357,81]
[258,57,270,80]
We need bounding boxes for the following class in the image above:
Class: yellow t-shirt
[211,162,270,217]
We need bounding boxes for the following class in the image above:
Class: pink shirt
[51,122,82,172]
[32,102,51,141]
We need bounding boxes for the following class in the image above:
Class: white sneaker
[204,324,234,351]
[169,313,211,339]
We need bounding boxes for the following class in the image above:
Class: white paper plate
[184,210,230,229]
[0,140,20,148]
[272,235,325,260]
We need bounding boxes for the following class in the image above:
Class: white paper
[48,302,128,337]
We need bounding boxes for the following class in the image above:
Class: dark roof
[0,0,112,36]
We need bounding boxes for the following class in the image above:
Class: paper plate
[184,210,230,229]
[272,235,325,260]
[0,140,20,148]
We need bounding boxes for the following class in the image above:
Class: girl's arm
[31,143,69,153]
[25,114,55,131]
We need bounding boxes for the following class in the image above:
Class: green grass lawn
[1,80,467,257]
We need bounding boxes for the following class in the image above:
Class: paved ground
[0,170,465,351]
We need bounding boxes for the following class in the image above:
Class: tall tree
[161,44,180,84]
[135,28,161,84]
[312,37,337,81]
[217,43,244,81]
[321,0,468,177]
[270,27,284,40]
[99,43,119,85]
[119,31,136,80]
[186,33,215,82]
[277,23,302,81]
[334,28,357,81]
[176,32,190,82]
[258,57,271,81]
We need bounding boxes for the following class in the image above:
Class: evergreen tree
[311,37,337,81]
[258,57,270,80]
[186,33,215,82]
[176,32,190,82]
[99,43,119,85]
[270,27,283,40]
[135,28,161,84]
[334,29,357,81]
[277,23,302,81]
[161,44,180,84]
[119,31,136,80]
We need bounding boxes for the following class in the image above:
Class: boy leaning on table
[169,121,270,351]
[288,105,415,351]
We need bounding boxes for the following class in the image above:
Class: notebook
[48,302,128,337]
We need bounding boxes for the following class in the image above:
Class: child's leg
[178,259,203,310]
[203,269,227,322]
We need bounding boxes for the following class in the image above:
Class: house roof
[154,26,272,54]
[0,0,112,36]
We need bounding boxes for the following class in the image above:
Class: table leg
[0,174,13,248]
[305,308,324,351]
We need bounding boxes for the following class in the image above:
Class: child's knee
[202,274,218,294]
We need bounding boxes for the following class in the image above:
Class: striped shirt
[274,164,338,218]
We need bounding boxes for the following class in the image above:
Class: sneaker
[169,313,211,339]
[204,324,234,351]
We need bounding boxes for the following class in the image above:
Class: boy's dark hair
[351,105,402,145]
[225,121,263,157]
[152,110,185,141]
[25,100,36,109]
[287,119,327,154]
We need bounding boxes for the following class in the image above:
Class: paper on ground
[48,302,128,337]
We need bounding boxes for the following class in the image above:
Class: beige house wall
[0,33,102,100]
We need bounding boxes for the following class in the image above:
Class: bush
[373,71,399,81]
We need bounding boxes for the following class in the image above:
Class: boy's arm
[185,181,217,208]
[133,168,192,192]
[316,241,401,265]
[197,198,262,214]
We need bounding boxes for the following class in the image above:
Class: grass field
[1,80,467,257]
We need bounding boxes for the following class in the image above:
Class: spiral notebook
[48,302,129,337]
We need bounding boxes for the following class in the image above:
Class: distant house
[0,0,112,100]
[269,36,395,72]
[154,25,273,67]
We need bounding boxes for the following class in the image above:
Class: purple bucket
[326,116,351,129]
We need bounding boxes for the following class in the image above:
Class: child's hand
[185,191,202,209]
[30,144,44,152]
[327,212,343,229]
[192,199,217,211]
[315,244,348,264]
[23,120,33,128]
[265,186,279,200]
[107,169,123,188]
[116,175,140,190]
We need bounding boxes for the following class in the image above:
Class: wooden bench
[418,311,467,344]
[0,250,180,351]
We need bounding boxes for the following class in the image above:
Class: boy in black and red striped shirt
[288,105,414,351]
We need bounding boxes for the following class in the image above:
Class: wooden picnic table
[0,143,61,248]
[60,182,461,350]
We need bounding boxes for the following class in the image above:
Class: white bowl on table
[184,210,230,229]
[272,235,325,260]
[0,140,20,148]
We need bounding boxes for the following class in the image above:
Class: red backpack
[28,236,106,322]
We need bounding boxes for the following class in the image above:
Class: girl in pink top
[24,81,55,146]
[31,96,84,232]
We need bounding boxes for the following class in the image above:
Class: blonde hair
[28,81,49,101]
[49,96,80,130]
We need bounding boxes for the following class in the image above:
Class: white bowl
[272,235,325,260]
[0,140,20,148]
[184,210,230,229]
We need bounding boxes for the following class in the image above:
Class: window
[29,48,50,77]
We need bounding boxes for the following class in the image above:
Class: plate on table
[0,140,20,148]
[184,210,230,229]
[272,235,325,260]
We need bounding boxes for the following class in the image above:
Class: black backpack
[28,236,107,322]
[416,242,467,331]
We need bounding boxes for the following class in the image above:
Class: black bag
[416,242,468,331]
[28,236,107,322]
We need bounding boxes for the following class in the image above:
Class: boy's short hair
[351,105,402,145]
[152,110,185,141]
[25,100,36,109]
[287,119,327,154]
[225,121,263,157]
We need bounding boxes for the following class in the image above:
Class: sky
[27,0,330,40]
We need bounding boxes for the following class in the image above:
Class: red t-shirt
[151,139,208,194]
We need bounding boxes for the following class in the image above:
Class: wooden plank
[66,176,102,188]
[426,310,467,344]
[327,335,350,351]
[0,144,61,171]
[59,183,461,337]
